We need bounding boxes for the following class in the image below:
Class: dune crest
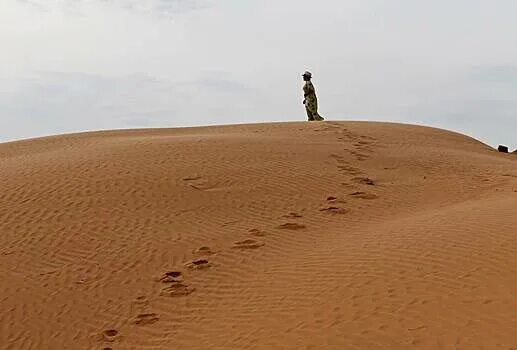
[1,121,516,349]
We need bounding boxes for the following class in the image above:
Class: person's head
[302,71,312,81]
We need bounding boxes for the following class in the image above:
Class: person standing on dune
[302,71,324,121]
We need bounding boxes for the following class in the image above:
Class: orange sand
[1,121,516,349]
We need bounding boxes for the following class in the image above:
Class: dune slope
[1,121,517,349]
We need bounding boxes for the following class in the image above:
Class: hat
[302,71,312,78]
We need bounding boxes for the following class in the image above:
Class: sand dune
[1,121,517,349]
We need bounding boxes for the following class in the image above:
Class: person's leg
[306,108,315,121]
[312,101,324,121]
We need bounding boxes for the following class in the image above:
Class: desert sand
[1,121,517,349]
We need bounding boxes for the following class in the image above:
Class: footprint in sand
[232,239,265,249]
[157,270,195,297]
[352,177,375,186]
[282,212,303,219]
[337,165,363,176]
[329,154,345,162]
[188,182,219,191]
[91,328,121,347]
[160,283,195,297]
[350,151,369,161]
[102,329,120,342]
[248,228,266,237]
[158,271,183,284]
[134,313,159,326]
[186,258,211,270]
[360,135,377,141]
[349,191,378,200]
[129,295,151,318]
[319,207,350,215]
[130,295,149,310]
[183,176,222,192]
[277,223,306,230]
[134,296,148,305]
[327,196,348,204]
[182,176,202,181]
[193,246,215,256]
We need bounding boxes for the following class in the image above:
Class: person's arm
[303,84,310,103]
[304,83,314,97]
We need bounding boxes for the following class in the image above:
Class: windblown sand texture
[1,121,517,349]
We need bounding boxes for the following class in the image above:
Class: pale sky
[1,0,517,149]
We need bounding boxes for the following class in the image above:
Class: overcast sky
[1,0,517,149]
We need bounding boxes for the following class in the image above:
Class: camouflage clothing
[303,81,324,121]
